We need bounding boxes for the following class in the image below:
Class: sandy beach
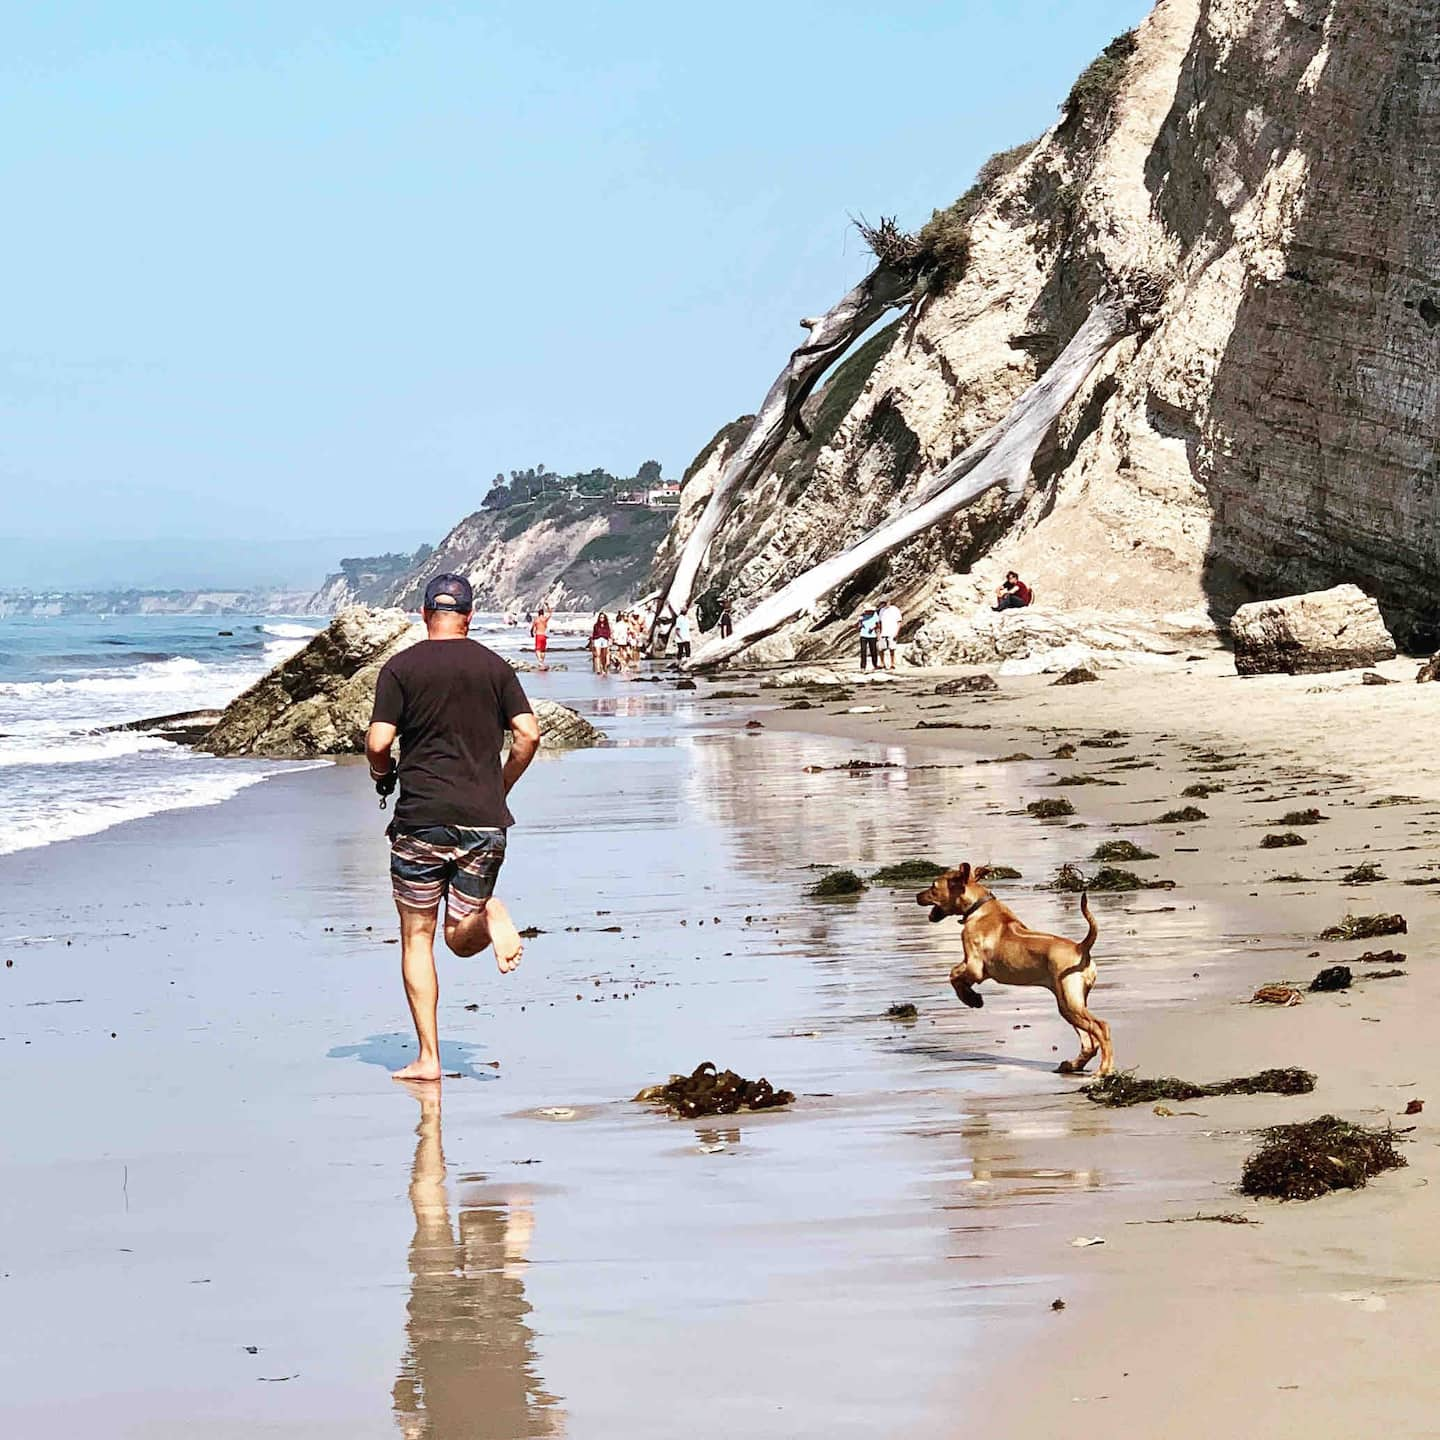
[4,652,1439,1437]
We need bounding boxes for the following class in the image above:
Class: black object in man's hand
[373,766,398,807]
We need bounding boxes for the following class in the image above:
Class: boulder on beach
[1230,584,1396,677]
[1417,652,1440,683]
[202,605,602,758]
[906,597,1217,673]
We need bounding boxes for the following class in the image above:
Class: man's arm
[366,721,397,779]
[503,711,541,795]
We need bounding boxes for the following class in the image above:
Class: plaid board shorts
[389,824,506,919]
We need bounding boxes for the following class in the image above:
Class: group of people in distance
[856,571,1033,670]
[858,597,903,672]
[587,608,649,672]
[586,598,735,671]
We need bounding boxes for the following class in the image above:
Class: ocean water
[0,615,331,856]
[0,610,603,857]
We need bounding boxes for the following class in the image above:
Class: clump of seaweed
[634,1062,795,1119]
[1053,743,1078,760]
[1281,808,1327,825]
[1091,840,1157,862]
[784,699,816,710]
[1052,864,1172,893]
[1357,949,1406,965]
[1309,965,1352,992]
[1320,913,1407,941]
[809,870,867,897]
[1261,832,1307,849]
[1341,862,1385,885]
[1052,667,1098,686]
[994,751,1035,763]
[870,859,944,885]
[1083,1067,1315,1108]
[1251,984,1303,1006]
[934,675,997,695]
[984,864,1023,880]
[1240,1116,1406,1200]
[707,689,758,699]
[1182,783,1220,798]
[1045,773,1119,787]
[1156,806,1208,823]
[1027,797,1075,819]
[1267,873,1311,884]
[886,1002,919,1021]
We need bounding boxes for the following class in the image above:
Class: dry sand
[4,652,1438,1437]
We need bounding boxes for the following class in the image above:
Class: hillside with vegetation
[310,462,677,613]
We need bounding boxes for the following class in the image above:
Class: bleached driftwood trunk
[686,297,1132,670]
[652,263,917,641]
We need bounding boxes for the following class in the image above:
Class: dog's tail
[1077,892,1098,959]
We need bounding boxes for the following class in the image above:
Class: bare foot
[485,898,525,974]
[392,1057,442,1082]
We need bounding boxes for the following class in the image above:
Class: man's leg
[394,902,443,1082]
[442,830,522,973]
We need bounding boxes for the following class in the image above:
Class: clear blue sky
[0,0,1151,589]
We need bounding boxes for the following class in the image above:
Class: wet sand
[4,655,1439,1437]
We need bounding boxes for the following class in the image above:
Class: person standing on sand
[719,601,733,639]
[672,606,692,663]
[590,612,611,674]
[367,573,541,1083]
[611,611,631,668]
[858,606,881,671]
[878,598,902,670]
[530,607,550,665]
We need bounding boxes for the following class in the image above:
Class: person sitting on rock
[993,571,1033,612]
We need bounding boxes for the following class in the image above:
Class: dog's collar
[958,894,994,922]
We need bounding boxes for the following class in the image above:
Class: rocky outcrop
[202,606,602,758]
[1230,584,1396,676]
[658,0,1440,660]
[906,588,1215,673]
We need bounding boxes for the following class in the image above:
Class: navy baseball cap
[422,573,474,612]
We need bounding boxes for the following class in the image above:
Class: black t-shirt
[370,638,533,829]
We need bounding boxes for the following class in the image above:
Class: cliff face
[662,0,1440,654]
[312,499,672,614]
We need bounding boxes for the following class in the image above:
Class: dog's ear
[955,862,971,886]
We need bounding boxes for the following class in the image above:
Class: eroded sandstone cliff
[659,0,1440,657]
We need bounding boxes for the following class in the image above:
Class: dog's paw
[959,989,984,1009]
[1056,1060,1075,1074]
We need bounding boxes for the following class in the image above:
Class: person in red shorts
[367,573,541,1082]
[529,606,550,664]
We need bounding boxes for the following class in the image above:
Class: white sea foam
[0,762,327,857]
[0,620,322,856]
[0,731,172,768]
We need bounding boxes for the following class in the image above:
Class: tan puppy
[917,863,1113,1075]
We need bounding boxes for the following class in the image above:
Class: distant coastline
[0,587,323,619]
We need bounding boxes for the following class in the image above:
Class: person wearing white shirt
[672,607,692,662]
[878,600,902,670]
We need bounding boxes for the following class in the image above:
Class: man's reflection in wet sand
[394,1084,563,1439]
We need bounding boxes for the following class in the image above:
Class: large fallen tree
[650,257,919,643]
[687,268,1166,670]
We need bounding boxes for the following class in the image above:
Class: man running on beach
[367,574,541,1082]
